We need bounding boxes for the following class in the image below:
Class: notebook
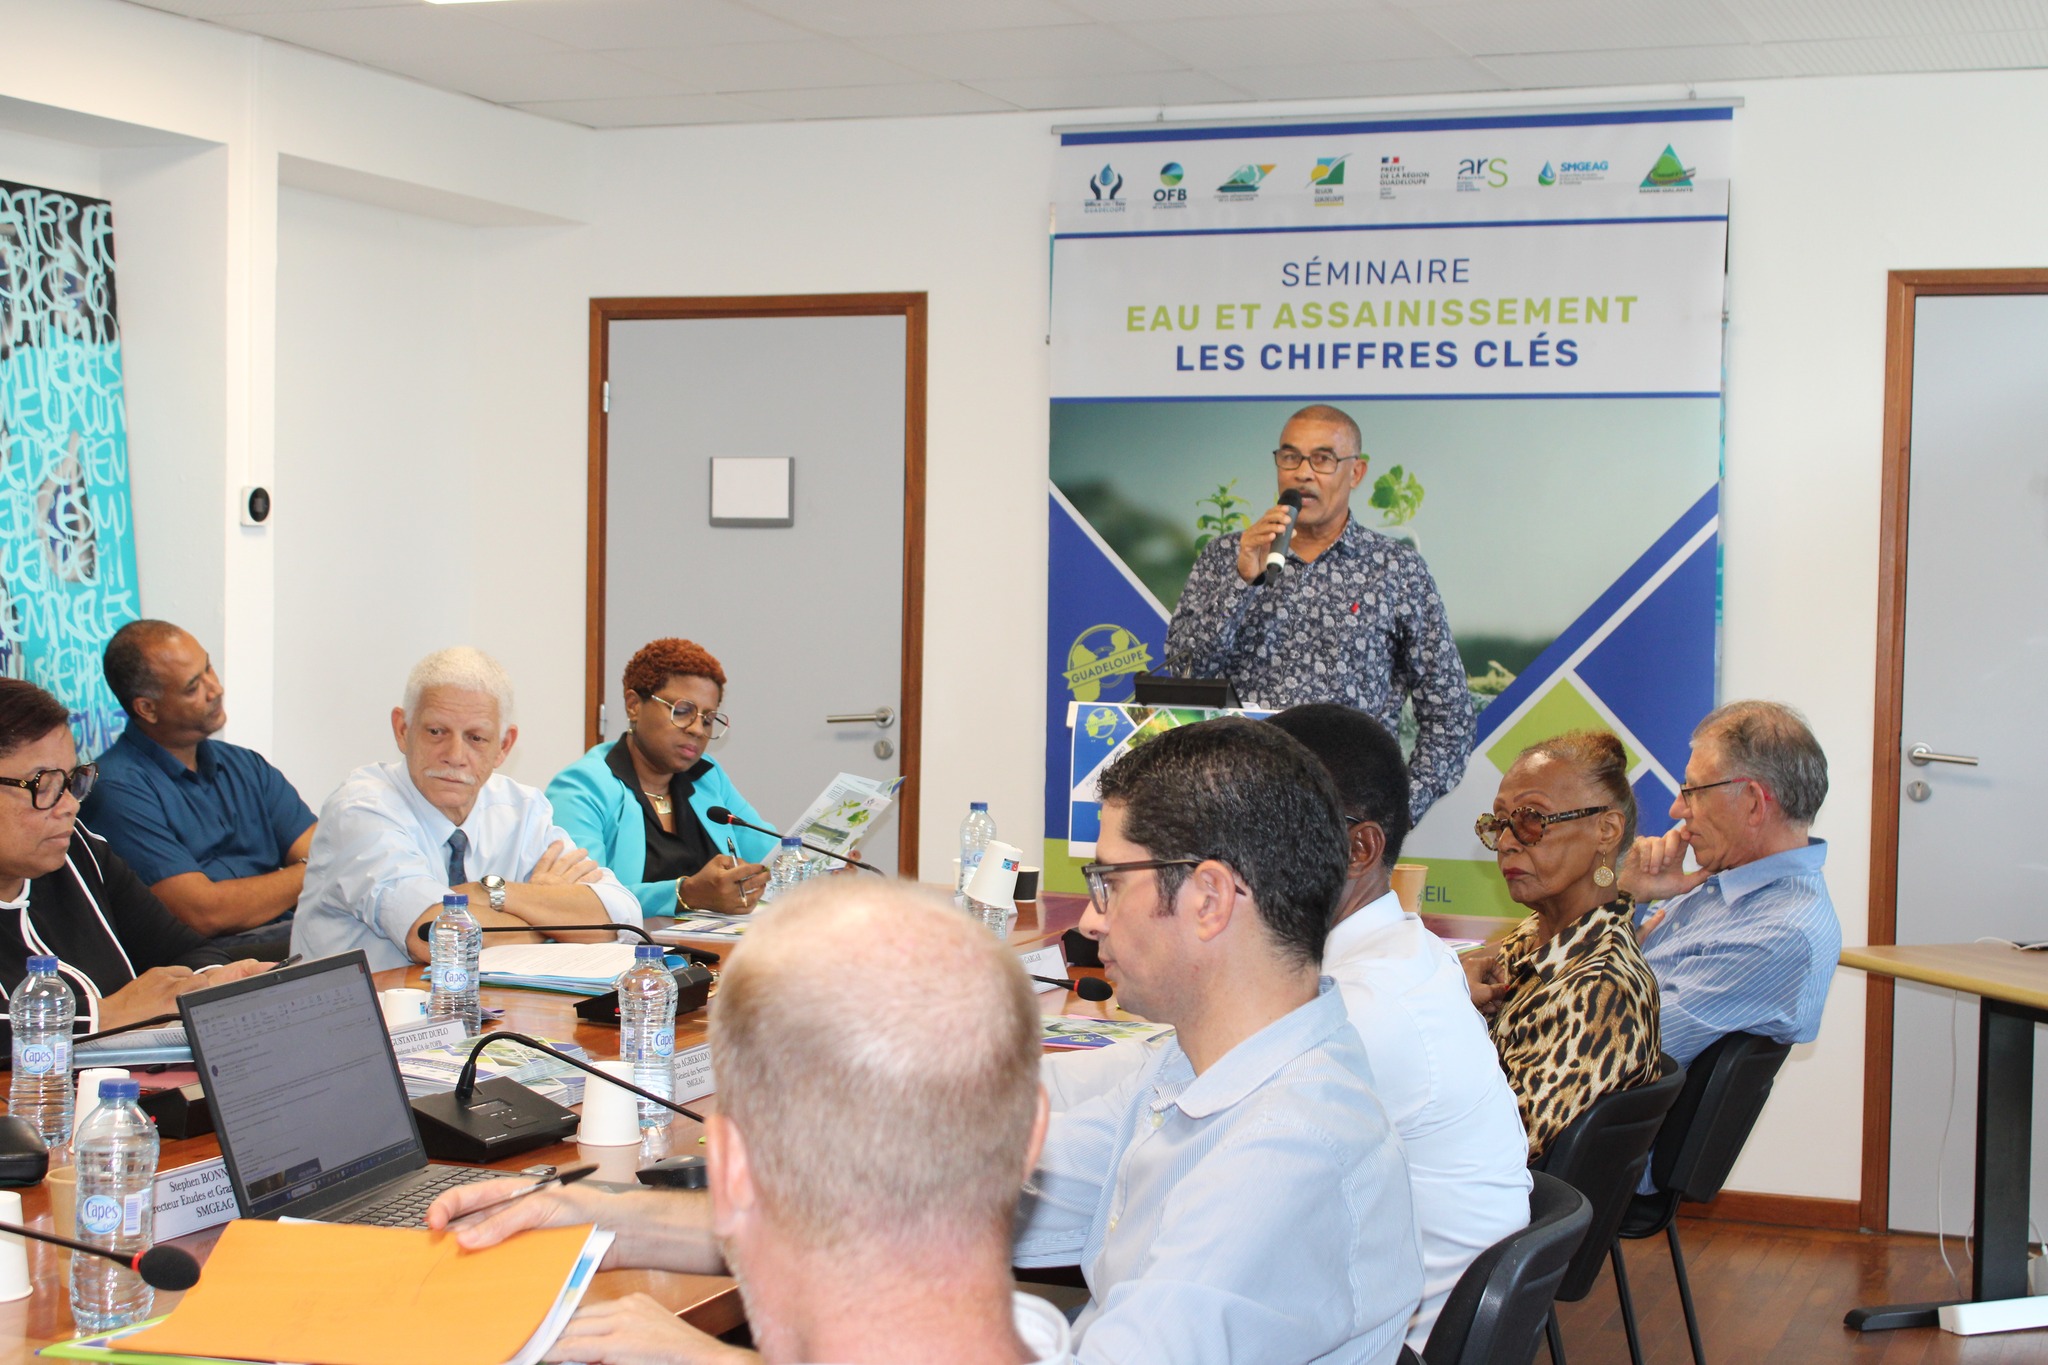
[178,952,497,1226]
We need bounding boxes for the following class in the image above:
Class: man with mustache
[292,647,641,970]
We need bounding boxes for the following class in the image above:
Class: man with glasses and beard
[293,647,641,971]
[0,679,267,1044]
[1163,405,1472,822]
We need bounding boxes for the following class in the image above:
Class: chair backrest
[1533,1054,1685,1302]
[1649,1032,1793,1202]
[1422,1172,1591,1365]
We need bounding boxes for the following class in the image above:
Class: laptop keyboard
[340,1166,502,1228]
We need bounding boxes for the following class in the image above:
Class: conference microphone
[1029,973,1114,1002]
[1260,488,1305,586]
[705,807,885,875]
[416,921,657,945]
[0,1221,200,1291]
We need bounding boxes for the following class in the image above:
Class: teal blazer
[546,743,779,916]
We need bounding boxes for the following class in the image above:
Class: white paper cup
[74,1068,129,1136]
[0,1190,30,1302]
[379,988,431,1027]
[578,1061,645,1147]
[965,840,1024,912]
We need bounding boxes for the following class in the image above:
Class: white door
[1888,292,2048,1235]
[602,313,909,875]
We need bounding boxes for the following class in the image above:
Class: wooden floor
[1555,1216,2046,1363]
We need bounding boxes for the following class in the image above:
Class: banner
[1045,106,1731,914]
[0,180,139,755]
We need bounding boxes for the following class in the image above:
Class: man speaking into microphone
[1164,404,1473,821]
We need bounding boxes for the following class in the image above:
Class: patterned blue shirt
[1636,839,1841,1068]
[1016,982,1421,1365]
[1164,515,1473,819]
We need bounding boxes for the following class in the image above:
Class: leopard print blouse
[1488,898,1662,1162]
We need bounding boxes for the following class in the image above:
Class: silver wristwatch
[482,874,508,911]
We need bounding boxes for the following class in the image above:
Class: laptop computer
[179,951,501,1226]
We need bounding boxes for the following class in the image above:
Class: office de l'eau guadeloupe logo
[1065,624,1153,702]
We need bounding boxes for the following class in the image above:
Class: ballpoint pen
[445,1163,598,1227]
[725,835,741,869]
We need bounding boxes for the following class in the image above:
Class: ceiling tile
[1767,27,2048,70]
[408,49,684,104]
[1118,9,1458,67]
[476,0,810,50]
[968,67,1255,108]
[1407,0,1752,55]
[739,0,1090,38]
[1479,42,1789,86]
[1212,54,1510,98]
[1721,0,2048,43]
[854,23,1188,78]
[219,5,570,68]
[611,39,928,92]
[127,0,397,17]
[509,92,770,127]
[727,82,1019,118]
[1064,0,1375,18]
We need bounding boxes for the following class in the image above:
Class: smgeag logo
[1455,156,1508,190]
[1217,163,1275,195]
[1088,163,1123,201]
[1155,161,1188,206]
[1538,161,1556,187]
[1641,144,1695,189]
[1064,624,1153,702]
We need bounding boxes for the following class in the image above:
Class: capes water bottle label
[15,1042,55,1076]
[79,1195,122,1237]
[654,1027,675,1058]
[434,965,470,992]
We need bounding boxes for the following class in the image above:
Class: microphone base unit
[575,961,715,1026]
[0,1115,48,1188]
[411,1076,580,1164]
[138,1083,216,1141]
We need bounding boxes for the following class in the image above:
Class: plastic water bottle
[615,946,677,1129]
[71,1078,157,1332]
[428,893,482,1036]
[958,802,996,897]
[10,955,75,1146]
[764,836,807,903]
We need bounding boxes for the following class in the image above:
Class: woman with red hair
[547,639,774,915]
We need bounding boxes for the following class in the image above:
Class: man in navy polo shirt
[80,620,316,958]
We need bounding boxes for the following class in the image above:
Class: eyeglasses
[1273,448,1360,475]
[645,694,730,739]
[1474,805,1607,852]
[1080,858,1202,911]
[0,763,98,811]
[1676,776,1750,805]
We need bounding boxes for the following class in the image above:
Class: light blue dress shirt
[1016,981,1422,1365]
[291,761,641,971]
[1637,838,1841,1068]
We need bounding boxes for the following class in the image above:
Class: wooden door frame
[586,293,928,876]
[1861,268,2048,1232]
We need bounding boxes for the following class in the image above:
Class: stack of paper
[653,914,752,943]
[1041,1017,1175,1050]
[76,1026,191,1068]
[397,1036,592,1106]
[476,942,656,993]
[42,1218,612,1365]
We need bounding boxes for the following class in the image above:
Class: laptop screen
[182,953,423,1219]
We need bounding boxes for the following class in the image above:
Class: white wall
[13,0,2048,1205]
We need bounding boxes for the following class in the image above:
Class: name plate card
[153,1157,236,1240]
[673,1043,716,1105]
[1018,943,1068,993]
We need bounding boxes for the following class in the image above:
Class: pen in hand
[725,836,740,870]
[444,1164,598,1229]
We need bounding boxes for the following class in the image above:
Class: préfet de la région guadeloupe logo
[1065,624,1153,702]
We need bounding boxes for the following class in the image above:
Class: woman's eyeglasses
[645,695,730,739]
[0,763,98,811]
[1474,805,1607,852]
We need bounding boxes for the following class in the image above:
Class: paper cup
[577,1061,645,1147]
[74,1068,129,1136]
[965,840,1024,912]
[0,1191,27,1302]
[1390,863,1429,915]
[379,988,431,1027]
[1014,866,1042,902]
[45,1166,77,1242]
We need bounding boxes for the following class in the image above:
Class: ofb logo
[1064,624,1152,702]
[1641,145,1695,190]
[1155,162,1187,206]
[1159,163,1183,186]
[1088,163,1123,201]
[1217,163,1275,196]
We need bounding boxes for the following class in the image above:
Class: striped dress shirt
[1636,838,1841,1068]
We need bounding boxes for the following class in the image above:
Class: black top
[605,739,720,883]
[0,826,234,1047]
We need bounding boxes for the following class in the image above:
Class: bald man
[429,882,1071,1365]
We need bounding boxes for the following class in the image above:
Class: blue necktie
[446,829,469,886]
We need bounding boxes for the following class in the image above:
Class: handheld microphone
[1029,973,1114,1002]
[1261,488,1305,586]
[705,807,885,875]
[416,922,657,945]
[0,1221,200,1290]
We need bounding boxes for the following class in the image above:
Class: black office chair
[1416,1171,1591,1365]
[1612,1032,1792,1365]
[1532,1054,1685,1365]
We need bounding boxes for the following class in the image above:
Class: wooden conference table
[1838,943,2048,1331]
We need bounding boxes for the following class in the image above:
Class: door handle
[1908,744,1978,767]
[826,706,895,729]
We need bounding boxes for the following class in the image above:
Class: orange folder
[122,1219,596,1365]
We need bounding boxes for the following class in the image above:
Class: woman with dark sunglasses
[1466,729,1662,1160]
[0,680,267,1049]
